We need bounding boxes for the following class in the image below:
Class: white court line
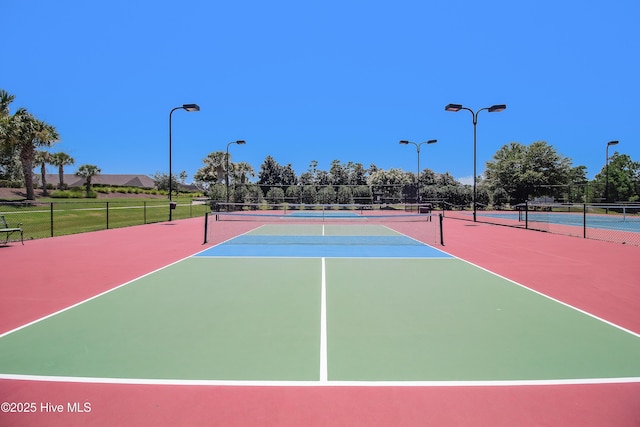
[1,374,639,387]
[320,258,328,382]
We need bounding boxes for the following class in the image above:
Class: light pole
[168,103,200,221]
[445,103,506,222]
[605,140,619,203]
[226,140,246,207]
[399,139,437,203]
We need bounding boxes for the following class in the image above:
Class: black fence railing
[4,196,638,247]
[0,199,209,243]
[444,202,640,246]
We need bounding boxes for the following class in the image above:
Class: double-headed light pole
[399,139,437,203]
[226,140,246,206]
[168,103,200,221]
[605,140,619,203]
[445,103,506,222]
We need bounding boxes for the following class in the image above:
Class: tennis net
[203,202,444,246]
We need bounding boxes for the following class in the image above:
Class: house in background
[43,174,156,189]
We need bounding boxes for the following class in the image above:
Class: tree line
[2,88,638,205]
[191,143,639,206]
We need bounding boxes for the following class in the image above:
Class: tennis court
[479,211,640,233]
[1,212,639,425]
[1,214,639,384]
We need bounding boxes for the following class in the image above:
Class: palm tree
[75,164,101,194]
[18,113,60,199]
[232,161,255,184]
[0,89,15,116]
[1,102,60,199]
[194,151,227,185]
[50,152,75,189]
[0,90,22,182]
[0,90,18,179]
[34,150,53,196]
[1,90,61,199]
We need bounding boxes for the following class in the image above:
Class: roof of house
[44,174,156,188]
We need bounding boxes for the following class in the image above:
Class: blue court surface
[196,231,450,258]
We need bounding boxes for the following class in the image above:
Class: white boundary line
[1,374,638,387]
[320,257,328,382]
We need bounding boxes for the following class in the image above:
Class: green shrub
[317,186,336,204]
[301,186,317,206]
[285,185,302,204]
[50,190,70,198]
[337,186,354,205]
[266,187,285,204]
[0,180,23,188]
[51,188,97,199]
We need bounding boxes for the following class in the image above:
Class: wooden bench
[0,215,23,245]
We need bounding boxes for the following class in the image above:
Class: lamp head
[426,139,437,144]
[399,140,410,145]
[607,140,619,146]
[445,103,463,112]
[235,140,246,145]
[183,104,200,112]
[488,104,506,112]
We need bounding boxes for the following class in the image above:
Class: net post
[203,212,209,244]
[583,203,587,239]
[439,213,444,246]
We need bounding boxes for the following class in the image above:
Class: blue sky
[3,0,638,184]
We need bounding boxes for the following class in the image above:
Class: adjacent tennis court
[1,216,639,387]
[480,211,640,233]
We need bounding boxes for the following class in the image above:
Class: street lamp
[226,140,246,208]
[168,103,200,221]
[445,103,506,221]
[605,140,619,203]
[399,139,437,203]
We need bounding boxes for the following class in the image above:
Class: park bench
[0,215,23,245]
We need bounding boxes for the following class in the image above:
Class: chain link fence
[0,199,208,243]
[445,202,640,246]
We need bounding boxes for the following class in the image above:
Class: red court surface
[1,216,639,426]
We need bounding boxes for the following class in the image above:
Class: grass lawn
[0,191,207,240]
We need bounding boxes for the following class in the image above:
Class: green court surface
[1,224,639,383]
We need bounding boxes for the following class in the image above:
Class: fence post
[203,212,209,244]
[50,202,54,237]
[583,203,587,239]
[439,213,444,246]
[106,202,109,229]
